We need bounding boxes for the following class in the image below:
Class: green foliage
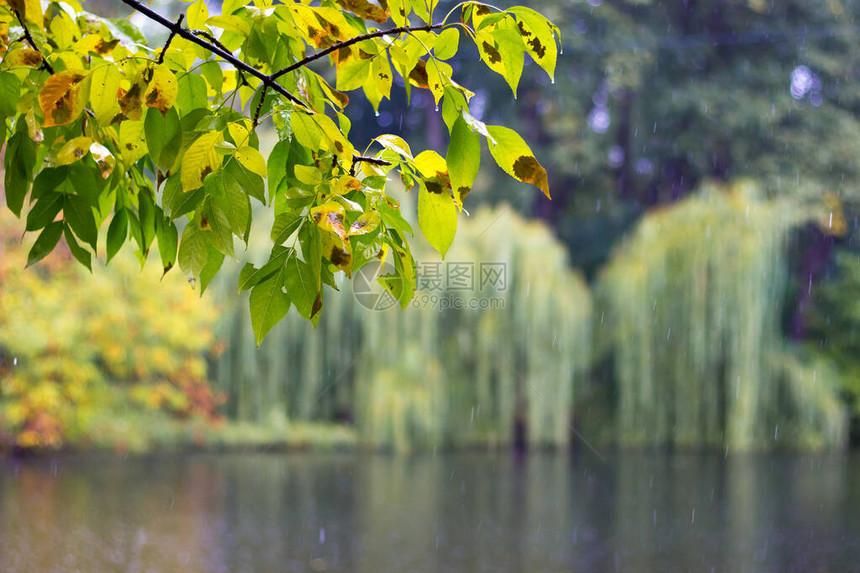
[0,0,557,344]
[598,182,848,450]
[807,249,860,415]
[0,207,222,451]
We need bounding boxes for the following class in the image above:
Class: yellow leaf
[186,0,209,29]
[226,121,250,146]
[320,231,353,275]
[310,201,349,242]
[334,0,389,23]
[118,120,147,165]
[181,131,223,191]
[235,146,267,178]
[4,47,43,68]
[144,64,178,115]
[89,64,122,123]
[56,136,92,165]
[486,125,550,199]
[39,70,89,127]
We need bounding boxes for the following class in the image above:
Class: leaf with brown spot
[486,125,550,199]
[5,47,43,68]
[39,71,89,127]
[509,6,558,80]
[118,79,146,121]
[349,210,381,236]
[320,230,353,275]
[334,0,389,23]
[408,59,430,90]
[144,64,178,115]
[310,201,349,242]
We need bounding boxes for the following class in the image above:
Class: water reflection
[0,453,858,572]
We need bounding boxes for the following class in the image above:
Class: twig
[14,10,54,74]
[192,29,232,56]
[351,155,392,175]
[271,24,444,80]
[119,0,307,108]
[252,83,268,128]
[157,14,184,64]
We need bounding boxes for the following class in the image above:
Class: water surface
[1,452,858,572]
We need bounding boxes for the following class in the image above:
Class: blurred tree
[414,0,860,280]
[0,201,223,451]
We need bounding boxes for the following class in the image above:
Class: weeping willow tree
[598,182,847,451]
[210,203,591,452]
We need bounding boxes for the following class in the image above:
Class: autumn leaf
[39,71,89,127]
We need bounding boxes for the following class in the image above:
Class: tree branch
[252,83,268,128]
[157,14,184,65]
[14,10,54,74]
[118,0,307,108]
[351,155,391,176]
[270,24,444,81]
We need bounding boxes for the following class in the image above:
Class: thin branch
[192,28,232,56]
[270,23,444,80]
[351,154,392,175]
[252,83,268,128]
[118,0,307,108]
[14,10,54,74]
[157,14,184,64]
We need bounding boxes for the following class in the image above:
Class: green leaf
[225,159,265,204]
[27,221,64,267]
[336,57,371,92]
[163,174,204,218]
[175,73,208,117]
[0,72,21,117]
[178,222,209,277]
[267,139,290,198]
[447,115,480,209]
[157,218,179,274]
[26,192,63,232]
[434,28,459,60]
[5,125,36,216]
[63,225,92,271]
[417,180,457,257]
[138,190,157,252]
[271,211,304,244]
[238,246,291,292]
[284,255,318,320]
[203,197,235,257]
[205,169,251,241]
[63,195,98,251]
[144,106,181,171]
[199,245,224,295]
[379,197,414,235]
[486,125,550,199]
[106,209,129,263]
[250,266,291,346]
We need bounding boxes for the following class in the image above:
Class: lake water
[1,452,858,572]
